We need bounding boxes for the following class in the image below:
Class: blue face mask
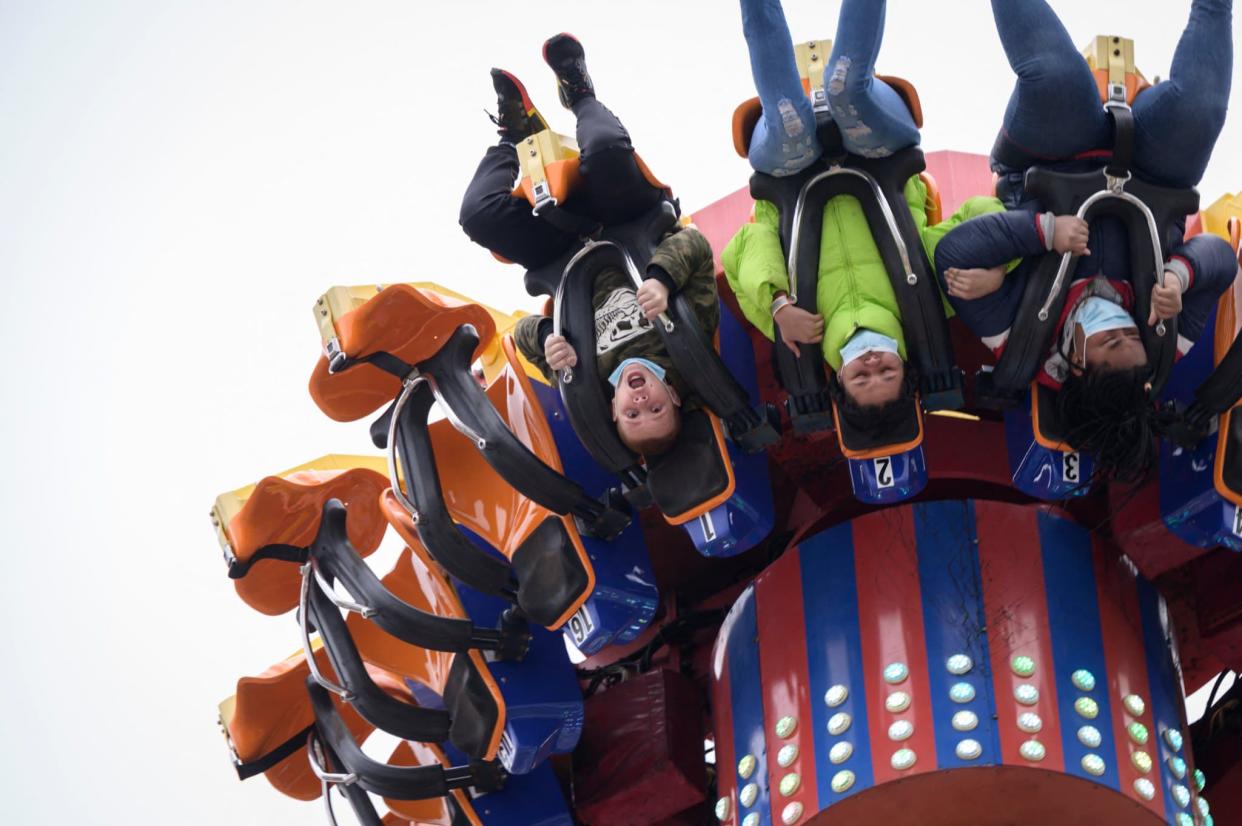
[1073,296,1137,337]
[839,329,900,368]
[608,357,667,388]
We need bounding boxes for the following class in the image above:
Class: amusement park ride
[209,35,1242,826]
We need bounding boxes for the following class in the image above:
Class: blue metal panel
[725,586,772,826]
[847,446,927,505]
[913,500,1001,768]
[452,528,583,775]
[798,525,874,803]
[1137,578,1191,826]
[1004,396,1093,501]
[529,381,659,652]
[441,745,574,826]
[1036,512,1120,789]
[682,301,776,558]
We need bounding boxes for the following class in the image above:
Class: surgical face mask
[608,357,667,388]
[839,329,900,368]
[1073,296,1137,338]
[1067,296,1138,366]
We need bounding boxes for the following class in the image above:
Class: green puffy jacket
[722,176,1005,370]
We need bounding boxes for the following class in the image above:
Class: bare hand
[636,279,669,321]
[1148,270,1183,326]
[944,266,1006,301]
[544,334,578,371]
[774,303,824,355]
[1052,215,1091,256]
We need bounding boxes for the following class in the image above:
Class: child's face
[1074,325,1148,372]
[839,350,904,408]
[612,362,681,446]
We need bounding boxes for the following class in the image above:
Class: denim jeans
[992,0,1232,188]
[740,0,921,176]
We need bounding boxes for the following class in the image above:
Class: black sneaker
[489,68,547,143]
[542,33,595,109]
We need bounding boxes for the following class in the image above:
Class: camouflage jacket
[513,226,719,403]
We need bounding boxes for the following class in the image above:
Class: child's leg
[459,144,577,268]
[574,97,665,226]
[991,0,1110,162]
[824,0,920,158]
[1132,0,1233,188]
[740,0,821,176]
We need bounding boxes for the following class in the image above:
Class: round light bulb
[827,712,852,736]
[885,691,911,713]
[777,744,798,768]
[1077,725,1102,748]
[737,755,756,780]
[884,662,909,684]
[775,715,797,739]
[1017,712,1043,733]
[1122,694,1146,717]
[1011,655,1036,677]
[1019,740,1046,762]
[830,769,855,793]
[781,802,803,826]
[1133,778,1155,800]
[952,710,979,731]
[1075,697,1099,719]
[888,720,914,741]
[824,684,848,708]
[890,748,917,771]
[828,741,852,765]
[1131,751,1153,774]
[946,654,973,675]
[950,682,976,703]
[1081,754,1106,776]
[714,797,731,821]
[1071,669,1096,692]
[956,739,982,760]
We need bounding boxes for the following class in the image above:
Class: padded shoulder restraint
[308,681,505,801]
[976,165,1197,407]
[751,131,963,429]
[310,500,529,659]
[415,325,628,540]
[540,202,690,500]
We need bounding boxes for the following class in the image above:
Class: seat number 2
[873,457,895,489]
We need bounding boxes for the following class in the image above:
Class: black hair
[1055,366,1171,484]
[829,369,919,443]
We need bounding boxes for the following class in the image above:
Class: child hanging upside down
[472,34,721,458]
[935,0,1237,482]
[722,0,1010,440]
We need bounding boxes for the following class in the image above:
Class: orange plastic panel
[832,398,926,460]
[224,647,411,801]
[1029,382,1068,452]
[660,412,739,525]
[919,171,943,226]
[512,154,667,208]
[875,75,923,128]
[1213,227,1242,505]
[345,539,505,760]
[309,286,498,422]
[1091,68,1152,106]
[228,469,389,615]
[384,742,482,826]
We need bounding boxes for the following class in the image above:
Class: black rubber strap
[228,543,308,579]
[1105,104,1135,180]
[332,350,416,381]
[233,724,313,780]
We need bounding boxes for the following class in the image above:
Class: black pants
[459,98,665,269]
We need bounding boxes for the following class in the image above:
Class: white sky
[1,2,1238,823]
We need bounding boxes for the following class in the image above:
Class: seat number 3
[874,456,895,489]
[1062,452,1081,483]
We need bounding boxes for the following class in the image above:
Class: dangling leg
[739,0,821,176]
[544,34,665,225]
[990,0,1110,165]
[823,0,920,158]
[459,143,577,268]
[1131,0,1233,187]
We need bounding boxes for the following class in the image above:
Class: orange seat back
[222,646,410,801]
[309,285,497,422]
[919,170,943,226]
[509,154,669,209]
[225,468,389,615]
[1213,219,1242,506]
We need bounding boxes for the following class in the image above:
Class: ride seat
[309,284,497,422]
[830,383,929,504]
[211,458,390,614]
[1004,381,1094,501]
[218,645,413,801]
[343,540,508,761]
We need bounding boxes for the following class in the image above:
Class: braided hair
[1054,366,1174,484]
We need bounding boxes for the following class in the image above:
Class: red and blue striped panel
[711,499,1194,826]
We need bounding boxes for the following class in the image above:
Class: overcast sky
[1,1,1238,823]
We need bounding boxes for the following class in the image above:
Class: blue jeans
[740,0,921,176]
[992,0,1233,188]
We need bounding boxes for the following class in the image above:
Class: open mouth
[626,372,646,389]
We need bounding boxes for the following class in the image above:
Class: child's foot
[489,68,546,143]
[542,33,594,109]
